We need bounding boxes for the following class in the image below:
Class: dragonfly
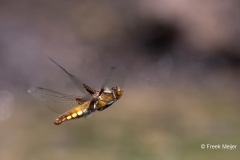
[28,58,125,125]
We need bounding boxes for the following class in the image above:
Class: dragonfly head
[112,87,123,100]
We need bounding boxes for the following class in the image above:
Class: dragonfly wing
[102,65,125,90]
[48,58,96,95]
[28,87,92,114]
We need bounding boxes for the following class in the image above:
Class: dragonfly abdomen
[54,106,90,125]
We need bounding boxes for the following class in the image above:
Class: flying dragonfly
[28,58,125,125]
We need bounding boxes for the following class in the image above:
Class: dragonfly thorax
[94,87,123,111]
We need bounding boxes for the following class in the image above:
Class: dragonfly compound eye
[116,90,123,100]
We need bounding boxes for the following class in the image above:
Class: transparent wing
[102,65,125,90]
[28,87,92,114]
[48,58,96,95]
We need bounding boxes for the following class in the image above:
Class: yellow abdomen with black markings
[54,101,91,125]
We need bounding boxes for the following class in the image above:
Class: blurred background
[0,0,240,159]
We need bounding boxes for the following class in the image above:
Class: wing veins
[48,57,96,95]
[28,87,90,114]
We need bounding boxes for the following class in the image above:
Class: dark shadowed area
[1,0,240,160]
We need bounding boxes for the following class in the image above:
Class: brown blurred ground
[0,0,240,160]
